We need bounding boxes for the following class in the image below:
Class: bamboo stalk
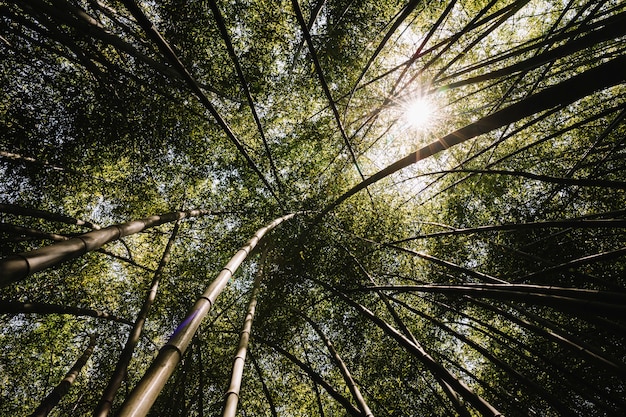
[29,334,96,417]
[0,209,213,287]
[316,54,626,220]
[94,221,181,417]
[117,213,296,417]
[222,248,267,417]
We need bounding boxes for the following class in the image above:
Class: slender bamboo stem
[0,301,132,325]
[94,221,182,417]
[222,248,267,417]
[29,335,96,417]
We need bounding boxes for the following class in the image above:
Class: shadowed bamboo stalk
[222,248,267,417]
[117,213,297,417]
[94,221,181,417]
[361,283,626,318]
[249,351,278,417]
[29,334,96,417]
[120,0,283,209]
[0,203,101,229]
[0,209,214,288]
[259,336,362,417]
[304,315,375,417]
[328,285,503,416]
[345,249,471,417]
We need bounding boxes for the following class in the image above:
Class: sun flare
[403,97,433,129]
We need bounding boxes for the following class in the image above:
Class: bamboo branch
[360,283,626,319]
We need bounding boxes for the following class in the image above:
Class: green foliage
[1,0,626,415]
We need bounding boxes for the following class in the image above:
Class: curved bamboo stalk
[472,298,626,378]
[0,209,213,288]
[0,223,68,242]
[354,235,506,284]
[117,213,296,417]
[248,351,278,417]
[513,247,626,283]
[435,10,626,90]
[344,248,471,417]
[0,203,100,229]
[29,334,96,417]
[222,248,267,417]
[408,168,626,190]
[388,296,573,414]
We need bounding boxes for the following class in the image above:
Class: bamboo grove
[0,0,625,415]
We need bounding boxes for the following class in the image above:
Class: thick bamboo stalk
[29,334,96,417]
[221,249,266,417]
[0,209,213,288]
[117,213,296,417]
[94,221,181,417]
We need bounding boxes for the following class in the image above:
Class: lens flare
[403,97,433,128]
